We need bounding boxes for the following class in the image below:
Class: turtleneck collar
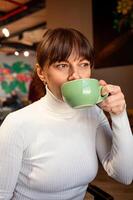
[40,86,78,118]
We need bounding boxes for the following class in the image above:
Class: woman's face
[37,52,91,100]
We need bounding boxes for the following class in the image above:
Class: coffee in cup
[61,78,108,109]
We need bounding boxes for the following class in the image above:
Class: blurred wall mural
[93,0,133,68]
[0,61,32,123]
[0,61,32,94]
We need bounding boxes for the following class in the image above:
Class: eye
[80,62,90,68]
[55,63,69,69]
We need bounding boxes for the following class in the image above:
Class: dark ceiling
[0,0,46,55]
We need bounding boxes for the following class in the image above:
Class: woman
[0,28,132,200]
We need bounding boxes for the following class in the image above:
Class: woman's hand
[98,80,126,115]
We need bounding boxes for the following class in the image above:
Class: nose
[67,70,81,81]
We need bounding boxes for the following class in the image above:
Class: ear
[36,64,47,84]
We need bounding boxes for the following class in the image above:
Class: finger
[100,98,126,114]
[99,92,125,107]
[102,93,125,106]
[100,98,125,112]
[111,104,126,115]
[99,80,108,96]
[101,87,109,96]
[102,85,121,96]
[101,85,112,96]
[99,79,107,86]
[98,104,112,113]
[99,103,125,115]
[109,85,121,95]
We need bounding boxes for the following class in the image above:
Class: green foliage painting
[0,61,32,94]
[113,0,133,32]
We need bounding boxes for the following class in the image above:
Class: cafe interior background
[0,0,133,199]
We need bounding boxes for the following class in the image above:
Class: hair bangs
[48,36,74,65]
[37,28,94,68]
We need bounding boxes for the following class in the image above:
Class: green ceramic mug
[61,78,108,108]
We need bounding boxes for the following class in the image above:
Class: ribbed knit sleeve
[0,114,24,200]
[96,108,133,185]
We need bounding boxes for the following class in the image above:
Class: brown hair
[28,71,45,102]
[36,28,94,69]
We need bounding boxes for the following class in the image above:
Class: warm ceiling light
[2,28,10,37]
[23,51,29,57]
[14,51,19,56]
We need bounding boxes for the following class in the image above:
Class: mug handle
[97,85,108,104]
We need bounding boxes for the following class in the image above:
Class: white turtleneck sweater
[0,88,133,200]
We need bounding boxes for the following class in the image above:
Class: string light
[14,51,19,56]
[2,28,10,37]
[23,51,29,57]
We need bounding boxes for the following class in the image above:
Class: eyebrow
[79,58,90,62]
[56,58,90,63]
